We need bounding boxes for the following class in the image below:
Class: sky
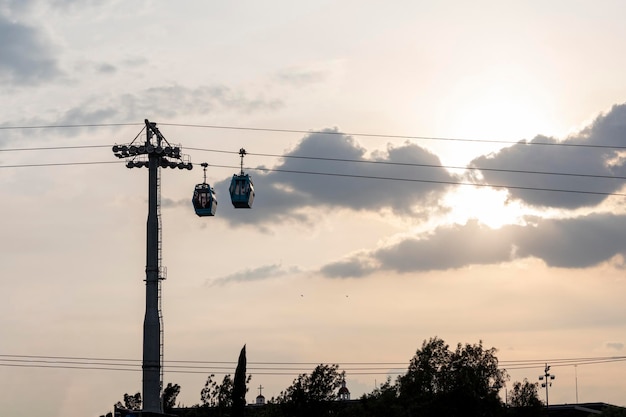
[2,0,626,415]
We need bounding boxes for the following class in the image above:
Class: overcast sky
[2,1,626,416]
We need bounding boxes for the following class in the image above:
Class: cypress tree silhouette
[232,345,247,417]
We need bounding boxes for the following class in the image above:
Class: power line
[1,121,625,150]
[501,356,626,373]
[500,355,626,365]
[0,123,141,130]
[10,353,622,366]
[0,354,138,362]
[4,144,625,183]
[0,363,141,371]
[215,148,626,182]
[0,161,123,168]
[159,122,626,150]
[212,164,626,198]
[1,159,624,198]
[2,353,625,370]
[0,145,111,152]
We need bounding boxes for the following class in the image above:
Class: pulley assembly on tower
[112,121,193,170]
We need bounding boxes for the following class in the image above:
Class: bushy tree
[508,379,542,408]
[273,363,343,416]
[123,392,142,410]
[276,363,343,404]
[398,336,450,401]
[101,393,140,417]
[358,378,402,417]
[163,382,181,412]
[201,373,233,408]
[447,340,507,413]
[397,337,507,417]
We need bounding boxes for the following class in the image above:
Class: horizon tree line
[100,337,626,417]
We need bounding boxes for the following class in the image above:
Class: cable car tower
[112,120,192,414]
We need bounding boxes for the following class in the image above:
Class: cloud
[137,85,284,117]
[214,130,457,227]
[47,0,120,10]
[469,103,626,209]
[274,67,327,86]
[96,62,116,74]
[4,84,283,133]
[161,198,187,208]
[605,342,624,351]
[319,255,377,279]
[320,212,626,277]
[209,263,301,286]
[0,12,61,84]
[514,213,626,268]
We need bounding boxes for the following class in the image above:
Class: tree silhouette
[274,363,342,417]
[508,378,542,408]
[201,373,233,409]
[163,382,181,413]
[398,337,507,417]
[232,345,248,417]
[123,392,142,411]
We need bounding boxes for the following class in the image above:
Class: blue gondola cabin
[192,183,217,216]
[229,174,254,208]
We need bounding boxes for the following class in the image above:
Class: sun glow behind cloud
[431,67,560,167]
[442,186,526,229]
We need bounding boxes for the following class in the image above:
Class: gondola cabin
[192,183,217,216]
[229,174,254,208]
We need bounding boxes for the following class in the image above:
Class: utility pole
[539,363,556,409]
[575,365,579,403]
[113,120,192,413]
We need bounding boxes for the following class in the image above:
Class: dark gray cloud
[0,12,61,84]
[515,213,626,268]
[470,103,626,209]
[213,130,457,227]
[209,263,301,286]
[321,212,626,277]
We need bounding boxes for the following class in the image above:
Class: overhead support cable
[4,143,625,182]
[0,123,141,130]
[186,147,626,182]
[1,120,626,150]
[0,160,625,198]
[159,122,626,150]
[208,163,626,198]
